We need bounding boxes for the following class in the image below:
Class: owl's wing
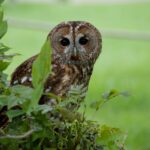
[10,55,37,87]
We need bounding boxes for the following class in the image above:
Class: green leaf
[6,96,30,112]
[29,84,43,112]
[0,95,9,106]
[0,7,3,23]
[0,72,8,87]
[90,99,105,111]
[102,89,120,100]
[30,40,52,110]
[36,104,53,114]
[7,96,22,109]
[6,109,25,120]
[0,43,10,53]
[5,85,34,109]
[0,20,7,39]
[0,61,10,71]
[0,54,18,61]
[10,85,33,100]
[32,40,51,88]
[102,89,130,100]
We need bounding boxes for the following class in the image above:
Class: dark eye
[60,38,70,46]
[79,36,89,45]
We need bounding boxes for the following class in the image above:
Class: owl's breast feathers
[10,55,93,104]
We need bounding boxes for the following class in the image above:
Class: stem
[0,129,35,139]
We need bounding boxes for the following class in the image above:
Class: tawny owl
[11,21,102,103]
[0,21,102,127]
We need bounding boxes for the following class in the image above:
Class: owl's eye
[60,38,70,46]
[79,36,89,45]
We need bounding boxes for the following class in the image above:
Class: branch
[0,129,35,139]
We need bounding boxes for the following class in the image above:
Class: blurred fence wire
[7,16,150,41]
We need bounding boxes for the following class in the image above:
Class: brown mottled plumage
[0,21,102,127]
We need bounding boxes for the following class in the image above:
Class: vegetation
[0,1,149,150]
[0,1,128,149]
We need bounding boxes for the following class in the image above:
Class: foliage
[90,89,130,111]
[0,1,126,149]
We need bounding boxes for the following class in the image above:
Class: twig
[0,129,35,139]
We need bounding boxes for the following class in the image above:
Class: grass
[2,2,150,150]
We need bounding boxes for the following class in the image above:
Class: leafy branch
[90,89,130,111]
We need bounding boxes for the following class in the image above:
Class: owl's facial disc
[50,21,102,65]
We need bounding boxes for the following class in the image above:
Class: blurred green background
[2,0,150,149]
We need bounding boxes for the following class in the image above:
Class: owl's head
[49,21,102,65]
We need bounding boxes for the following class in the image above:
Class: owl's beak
[70,47,79,61]
[73,47,78,56]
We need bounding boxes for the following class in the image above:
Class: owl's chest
[61,65,91,102]
[45,64,92,98]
